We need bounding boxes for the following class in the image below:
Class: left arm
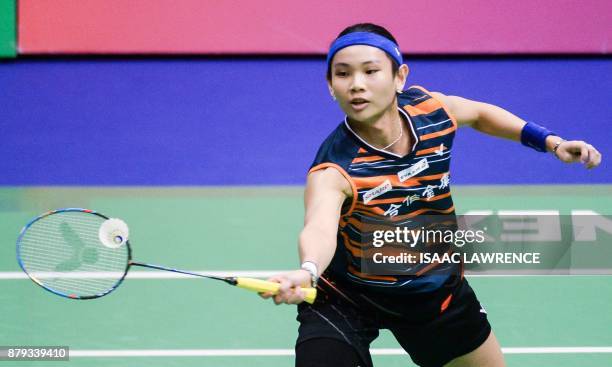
[430,92,602,169]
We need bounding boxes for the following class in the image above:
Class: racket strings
[19,244,126,264]
[20,241,128,270]
[45,278,117,295]
[18,211,129,297]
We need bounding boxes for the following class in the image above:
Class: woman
[261,23,601,367]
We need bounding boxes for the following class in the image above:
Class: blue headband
[326,32,403,69]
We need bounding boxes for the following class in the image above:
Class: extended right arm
[261,166,352,305]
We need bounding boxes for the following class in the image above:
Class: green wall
[0,0,16,58]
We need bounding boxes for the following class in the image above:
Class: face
[328,45,408,124]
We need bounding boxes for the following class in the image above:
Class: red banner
[19,0,612,55]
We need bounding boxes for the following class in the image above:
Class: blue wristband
[520,122,555,152]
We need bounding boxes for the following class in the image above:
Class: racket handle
[235,277,317,304]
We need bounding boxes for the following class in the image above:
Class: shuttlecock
[98,218,129,249]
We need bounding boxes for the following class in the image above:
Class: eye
[366,69,379,75]
[335,71,349,77]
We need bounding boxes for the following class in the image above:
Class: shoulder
[307,165,352,197]
[398,86,459,127]
[428,91,480,127]
[310,122,360,173]
[397,85,448,105]
[398,86,450,112]
[397,85,433,105]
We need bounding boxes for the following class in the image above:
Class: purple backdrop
[1,58,610,185]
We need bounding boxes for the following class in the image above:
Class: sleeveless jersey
[309,86,461,294]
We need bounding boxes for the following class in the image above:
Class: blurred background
[1,1,611,366]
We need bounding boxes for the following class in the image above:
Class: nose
[350,72,366,92]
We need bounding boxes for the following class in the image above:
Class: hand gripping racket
[16,208,316,303]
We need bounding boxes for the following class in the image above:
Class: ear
[327,82,336,100]
[395,64,409,93]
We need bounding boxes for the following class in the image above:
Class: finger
[556,141,579,163]
[272,280,293,304]
[563,151,581,163]
[266,276,283,283]
[579,143,589,164]
[287,286,305,305]
[585,145,594,167]
[262,276,284,301]
[586,147,602,169]
[594,150,602,167]
[273,286,305,305]
[273,294,283,305]
[278,279,293,295]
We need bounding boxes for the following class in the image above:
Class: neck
[348,106,407,153]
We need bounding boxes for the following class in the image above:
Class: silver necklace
[380,118,403,150]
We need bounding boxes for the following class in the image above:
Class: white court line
[502,347,612,354]
[71,349,294,357]
[0,271,286,279]
[1,271,610,280]
[68,347,612,357]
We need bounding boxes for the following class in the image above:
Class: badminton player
[261,23,602,367]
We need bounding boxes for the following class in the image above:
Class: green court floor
[1,185,611,366]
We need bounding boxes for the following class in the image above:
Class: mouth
[349,98,370,111]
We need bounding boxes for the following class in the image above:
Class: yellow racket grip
[235,277,317,304]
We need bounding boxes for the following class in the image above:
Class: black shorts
[296,277,491,367]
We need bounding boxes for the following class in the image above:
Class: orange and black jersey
[309,86,461,294]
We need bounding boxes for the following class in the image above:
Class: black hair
[326,23,400,81]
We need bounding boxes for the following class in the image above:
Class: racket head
[16,208,132,299]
